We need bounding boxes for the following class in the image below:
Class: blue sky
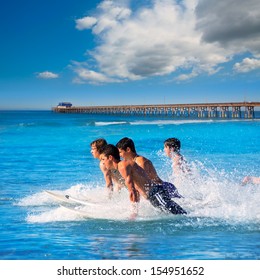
[0,0,260,110]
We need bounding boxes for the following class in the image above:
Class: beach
[0,110,260,259]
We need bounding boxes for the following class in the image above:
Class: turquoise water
[0,110,259,260]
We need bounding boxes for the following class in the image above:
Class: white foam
[24,185,160,223]
[27,206,82,223]
[17,191,52,207]
[94,121,129,126]
[21,163,260,224]
[125,119,259,126]
[91,118,259,127]
[130,119,214,125]
[171,163,260,222]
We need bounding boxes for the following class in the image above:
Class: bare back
[134,156,163,184]
[172,153,190,174]
[118,160,152,199]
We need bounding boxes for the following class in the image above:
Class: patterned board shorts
[162,181,184,198]
[148,185,187,215]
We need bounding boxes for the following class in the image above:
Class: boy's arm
[252,177,260,184]
[242,176,260,185]
[99,161,113,198]
[118,162,140,219]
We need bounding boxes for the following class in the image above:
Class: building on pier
[57,102,72,108]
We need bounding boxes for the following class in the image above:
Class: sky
[0,0,260,110]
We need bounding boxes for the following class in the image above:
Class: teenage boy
[90,138,125,197]
[116,137,183,198]
[100,144,187,219]
[164,137,190,175]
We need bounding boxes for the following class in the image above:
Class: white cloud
[75,1,131,34]
[73,0,260,84]
[72,63,121,84]
[233,58,260,73]
[36,71,59,79]
[75,17,97,30]
[175,71,199,82]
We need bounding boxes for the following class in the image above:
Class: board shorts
[148,185,187,215]
[162,181,183,198]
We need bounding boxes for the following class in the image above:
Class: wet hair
[100,144,120,161]
[164,138,181,152]
[116,137,137,153]
[90,138,107,153]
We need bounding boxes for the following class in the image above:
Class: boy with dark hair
[116,137,182,198]
[164,137,190,175]
[116,137,137,153]
[90,139,125,197]
[100,144,186,219]
[164,137,181,152]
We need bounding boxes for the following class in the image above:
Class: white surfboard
[60,205,91,218]
[45,190,97,207]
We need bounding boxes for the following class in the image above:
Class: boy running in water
[164,138,190,175]
[100,144,187,219]
[90,138,125,197]
[116,137,183,198]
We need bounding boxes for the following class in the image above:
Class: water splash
[170,161,260,222]
[18,158,260,224]
[19,184,158,223]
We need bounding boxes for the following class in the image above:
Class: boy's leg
[148,186,186,215]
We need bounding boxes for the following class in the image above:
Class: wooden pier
[52,101,260,119]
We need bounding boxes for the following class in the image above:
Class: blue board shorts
[162,181,184,198]
[148,185,187,215]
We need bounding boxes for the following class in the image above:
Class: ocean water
[0,110,259,260]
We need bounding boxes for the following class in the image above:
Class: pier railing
[52,102,260,119]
